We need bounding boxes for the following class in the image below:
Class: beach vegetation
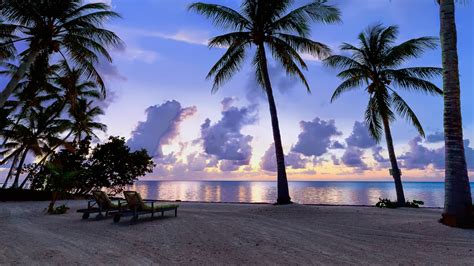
[376,198,424,209]
[325,24,442,207]
[30,136,155,196]
[0,0,122,108]
[189,0,341,204]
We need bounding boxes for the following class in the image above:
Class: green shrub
[48,204,70,215]
[376,198,425,208]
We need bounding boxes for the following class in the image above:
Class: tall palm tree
[69,98,106,143]
[0,105,69,188]
[325,24,442,206]
[0,0,122,108]
[437,0,473,227]
[189,0,340,204]
[14,62,104,188]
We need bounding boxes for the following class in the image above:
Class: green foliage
[47,204,70,215]
[189,0,341,93]
[87,136,155,194]
[405,200,425,208]
[324,24,442,142]
[376,198,425,208]
[0,0,123,92]
[30,136,154,195]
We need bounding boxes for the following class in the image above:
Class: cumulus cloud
[398,136,474,171]
[372,146,389,163]
[291,118,342,157]
[330,140,345,149]
[187,152,211,172]
[345,121,377,149]
[219,160,241,172]
[341,146,369,171]
[199,98,257,170]
[331,154,341,166]
[426,131,444,143]
[260,144,308,172]
[127,100,197,157]
[399,137,444,170]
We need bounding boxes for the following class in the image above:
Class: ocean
[127,181,474,208]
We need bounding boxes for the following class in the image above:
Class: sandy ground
[0,201,473,265]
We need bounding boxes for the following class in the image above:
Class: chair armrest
[88,200,96,208]
[143,199,160,203]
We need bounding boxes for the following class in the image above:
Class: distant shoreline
[135,180,472,183]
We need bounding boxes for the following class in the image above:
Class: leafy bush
[30,136,154,196]
[48,204,70,215]
[405,200,424,208]
[376,198,398,208]
[376,198,424,208]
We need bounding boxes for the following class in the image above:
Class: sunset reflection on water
[127,181,452,207]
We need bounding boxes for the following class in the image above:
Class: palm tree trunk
[2,152,20,189]
[0,49,40,108]
[439,0,473,227]
[382,117,406,206]
[258,45,291,204]
[11,148,28,189]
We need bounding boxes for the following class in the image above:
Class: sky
[4,0,474,182]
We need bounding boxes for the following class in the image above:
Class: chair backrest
[123,191,145,210]
[92,191,113,209]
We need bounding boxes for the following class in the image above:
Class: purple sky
[3,0,474,181]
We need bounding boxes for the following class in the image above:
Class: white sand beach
[0,201,473,264]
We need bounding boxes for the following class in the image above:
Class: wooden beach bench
[113,191,179,224]
[77,191,126,220]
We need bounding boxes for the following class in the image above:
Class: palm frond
[387,70,443,95]
[391,91,425,137]
[189,3,250,30]
[276,33,332,59]
[330,77,363,102]
[271,1,341,36]
[364,96,383,142]
[384,37,438,67]
[208,44,247,93]
[268,39,310,92]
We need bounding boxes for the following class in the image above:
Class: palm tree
[189,0,340,204]
[325,24,442,206]
[437,0,473,227]
[69,98,106,143]
[0,0,122,108]
[0,105,69,188]
[15,62,104,188]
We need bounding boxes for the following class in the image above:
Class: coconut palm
[0,0,122,108]
[0,105,70,188]
[325,24,442,206]
[437,0,473,227]
[69,98,106,143]
[53,60,102,115]
[189,0,340,204]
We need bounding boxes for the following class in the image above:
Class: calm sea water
[128,181,474,208]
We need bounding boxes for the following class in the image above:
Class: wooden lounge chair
[114,191,179,224]
[77,190,126,220]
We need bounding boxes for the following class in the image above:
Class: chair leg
[95,213,104,220]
